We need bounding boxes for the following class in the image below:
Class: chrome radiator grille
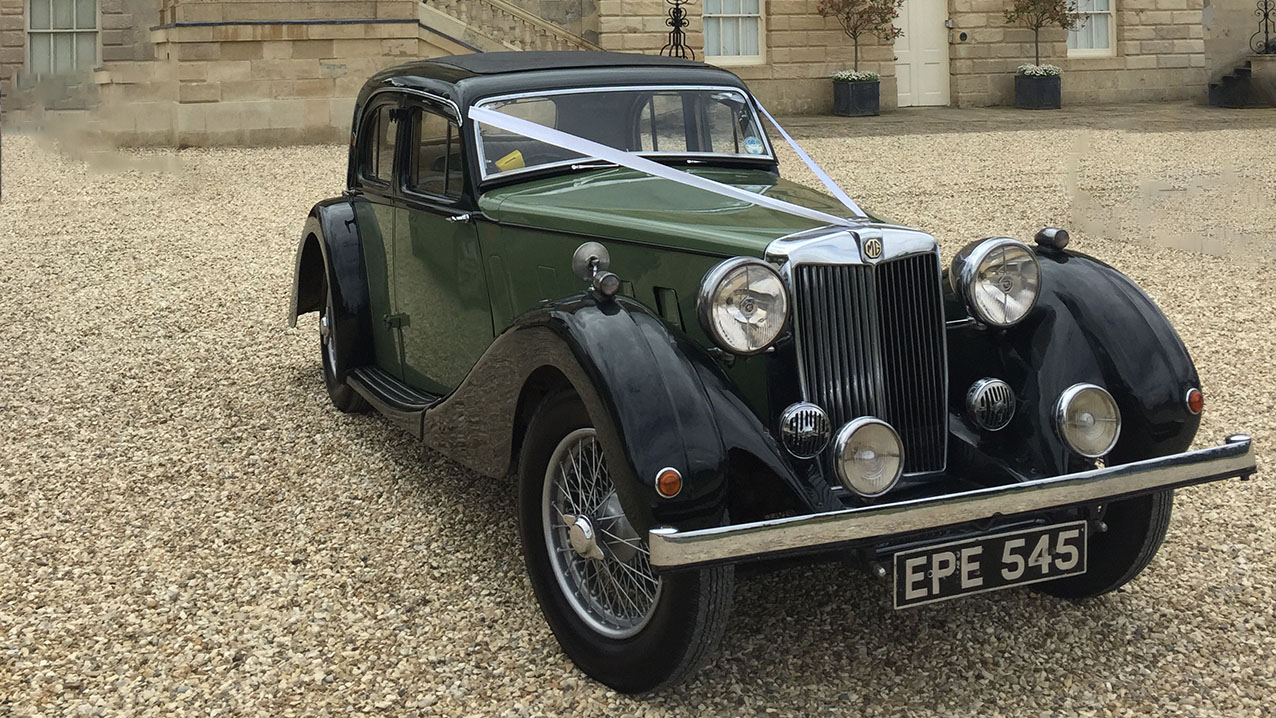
[792,253,948,474]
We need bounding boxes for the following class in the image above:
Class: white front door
[894,0,950,107]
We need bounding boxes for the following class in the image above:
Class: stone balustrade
[429,0,601,51]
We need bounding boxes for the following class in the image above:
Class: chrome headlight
[1055,383,1122,458]
[833,417,904,497]
[697,257,789,355]
[951,238,1041,327]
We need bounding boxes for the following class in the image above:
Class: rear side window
[409,108,463,199]
[360,104,399,185]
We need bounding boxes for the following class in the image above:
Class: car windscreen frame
[470,85,777,184]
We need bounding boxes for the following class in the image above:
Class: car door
[351,96,403,378]
[393,100,494,395]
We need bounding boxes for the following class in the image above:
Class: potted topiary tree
[1004,0,1080,109]
[818,0,904,117]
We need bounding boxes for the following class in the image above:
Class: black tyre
[1035,489,1173,599]
[517,391,732,693]
[318,277,369,413]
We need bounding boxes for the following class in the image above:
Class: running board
[347,367,439,439]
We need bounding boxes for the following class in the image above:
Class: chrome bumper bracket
[649,435,1256,570]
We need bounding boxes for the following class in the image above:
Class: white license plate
[893,521,1088,609]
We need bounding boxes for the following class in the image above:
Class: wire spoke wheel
[541,428,661,639]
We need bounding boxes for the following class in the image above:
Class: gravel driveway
[1,107,1273,716]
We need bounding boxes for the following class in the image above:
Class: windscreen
[474,87,772,179]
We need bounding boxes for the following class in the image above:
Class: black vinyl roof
[355,51,751,119]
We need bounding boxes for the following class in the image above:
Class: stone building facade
[0,0,1256,145]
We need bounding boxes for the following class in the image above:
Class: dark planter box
[1014,74,1061,110]
[833,80,880,117]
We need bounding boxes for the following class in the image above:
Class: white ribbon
[468,105,865,229]
[754,102,866,218]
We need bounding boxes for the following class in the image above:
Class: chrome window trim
[364,86,462,123]
[471,85,775,182]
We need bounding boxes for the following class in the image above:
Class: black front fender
[948,246,1201,477]
[288,198,374,381]
[419,295,818,533]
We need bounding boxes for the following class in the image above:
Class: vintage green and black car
[288,52,1256,692]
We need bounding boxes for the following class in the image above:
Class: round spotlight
[833,418,904,498]
[779,402,832,459]
[967,378,1016,431]
[1055,383,1122,458]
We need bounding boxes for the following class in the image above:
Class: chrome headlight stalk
[950,237,1041,328]
[697,257,790,356]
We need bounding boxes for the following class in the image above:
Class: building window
[703,0,764,64]
[27,0,98,75]
[1068,0,1114,56]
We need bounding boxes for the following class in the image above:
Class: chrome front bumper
[649,435,1256,570]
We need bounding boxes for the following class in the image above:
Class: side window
[409,107,463,199]
[359,104,399,185]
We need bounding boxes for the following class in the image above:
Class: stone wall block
[179,81,220,103]
[174,41,221,61]
[207,60,253,83]
[221,42,264,61]
[1124,54,1158,69]
[291,40,336,60]
[1171,38,1204,54]
[219,79,273,101]
[1139,40,1175,55]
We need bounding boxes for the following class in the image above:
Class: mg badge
[863,237,883,260]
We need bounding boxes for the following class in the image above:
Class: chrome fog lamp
[833,418,904,497]
[951,238,1041,327]
[1055,383,1122,458]
[697,257,789,355]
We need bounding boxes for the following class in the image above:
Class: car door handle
[446,213,472,223]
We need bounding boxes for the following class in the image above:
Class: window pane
[376,108,398,183]
[30,32,51,74]
[52,0,73,29]
[75,32,96,68]
[650,93,687,153]
[444,127,463,197]
[721,17,739,55]
[704,17,720,55]
[1067,28,1077,50]
[30,0,51,29]
[704,0,721,14]
[723,0,740,13]
[741,16,759,55]
[412,109,451,196]
[52,32,73,72]
[1093,14,1109,48]
[742,0,759,13]
[704,99,740,153]
[75,0,95,29]
[1093,0,1109,11]
[493,96,556,127]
